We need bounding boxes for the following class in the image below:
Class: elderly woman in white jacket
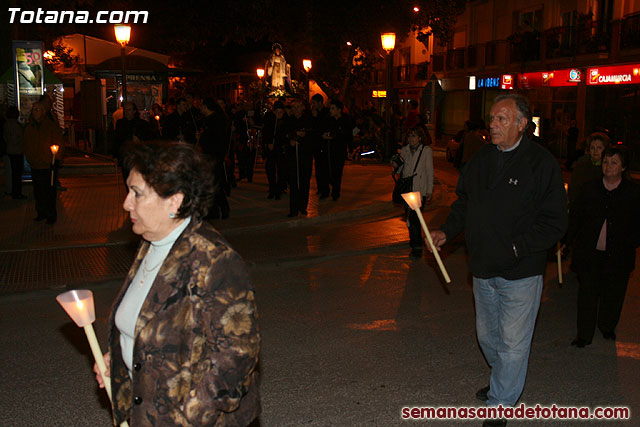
[393,127,434,258]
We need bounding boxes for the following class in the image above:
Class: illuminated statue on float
[265,43,291,91]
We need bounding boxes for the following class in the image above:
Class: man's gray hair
[494,93,531,124]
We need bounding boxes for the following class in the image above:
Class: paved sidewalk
[0,154,405,294]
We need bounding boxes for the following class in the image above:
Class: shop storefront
[585,64,640,168]
[467,74,515,132]
[517,68,582,153]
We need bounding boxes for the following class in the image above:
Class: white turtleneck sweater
[115,217,191,374]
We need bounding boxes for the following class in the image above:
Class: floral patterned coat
[108,219,260,426]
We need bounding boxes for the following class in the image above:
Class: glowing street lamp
[401,192,452,283]
[302,59,312,73]
[380,32,396,54]
[57,290,129,427]
[256,68,265,79]
[114,25,131,104]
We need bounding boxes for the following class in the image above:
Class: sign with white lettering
[587,65,640,86]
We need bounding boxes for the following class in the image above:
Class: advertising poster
[13,40,45,121]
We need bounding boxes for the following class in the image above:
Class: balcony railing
[446,48,466,70]
[509,31,541,63]
[621,12,640,50]
[544,20,610,58]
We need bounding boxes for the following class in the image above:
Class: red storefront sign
[587,64,640,85]
[518,69,581,88]
[501,74,514,89]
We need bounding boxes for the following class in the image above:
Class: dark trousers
[32,168,57,220]
[208,157,230,219]
[287,149,312,214]
[238,146,256,182]
[576,251,630,341]
[405,196,426,248]
[328,150,345,199]
[313,140,329,196]
[9,154,24,197]
[265,151,283,196]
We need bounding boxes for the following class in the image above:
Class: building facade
[374,0,640,165]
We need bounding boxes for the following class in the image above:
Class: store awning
[89,55,201,78]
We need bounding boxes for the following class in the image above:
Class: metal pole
[121,46,127,104]
[384,52,393,159]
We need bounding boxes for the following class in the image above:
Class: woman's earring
[169,213,175,219]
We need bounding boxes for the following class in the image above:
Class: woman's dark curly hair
[123,141,214,219]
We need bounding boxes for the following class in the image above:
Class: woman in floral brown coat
[94,141,260,426]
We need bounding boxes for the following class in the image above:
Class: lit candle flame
[76,300,84,310]
[155,115,160,121]
[50,145,59,155]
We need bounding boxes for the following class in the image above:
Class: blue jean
[473,275,543,407]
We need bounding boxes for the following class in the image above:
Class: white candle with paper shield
[401,191,451,283]
[57,290,129,427]
[50,144,59,186]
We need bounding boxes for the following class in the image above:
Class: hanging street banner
[13,40,45,120]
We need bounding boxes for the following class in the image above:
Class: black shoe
[319,194,329,200]
[483,419,506,427]
[299,210,307,216]
[602,331,616,341]
[267,193,275,199]
[12,194,27,199]
[332,195,339,201]
[34,215,46,221]
[409,248,422,258]
[275,194,281,200]
[476,385,489,402]
[571,337,591,348]
[287,212,297,218]
[46,217,57,225]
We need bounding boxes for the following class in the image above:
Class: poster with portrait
[13,40,44,122]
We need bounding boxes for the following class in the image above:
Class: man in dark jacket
[322,99,352,201]
[114,102,152,186]
[309,94,329,197]
[200,97,230,219]
[262,101,288,199]
[430,94,567,427]
[163,98,198,144]
[285,99,313,216]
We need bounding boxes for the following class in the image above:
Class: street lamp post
[114,25,131,104]
[381,32,396,159]
[302,59,312,103]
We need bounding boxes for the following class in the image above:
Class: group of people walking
[262,96,352,216]
[113,93,354,220]
[2,94,64,224]
[390,93,639,427]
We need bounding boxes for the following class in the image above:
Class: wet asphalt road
[1,155,639,426]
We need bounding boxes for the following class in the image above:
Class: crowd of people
[112,93,362,219]
[3,89,640,426]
